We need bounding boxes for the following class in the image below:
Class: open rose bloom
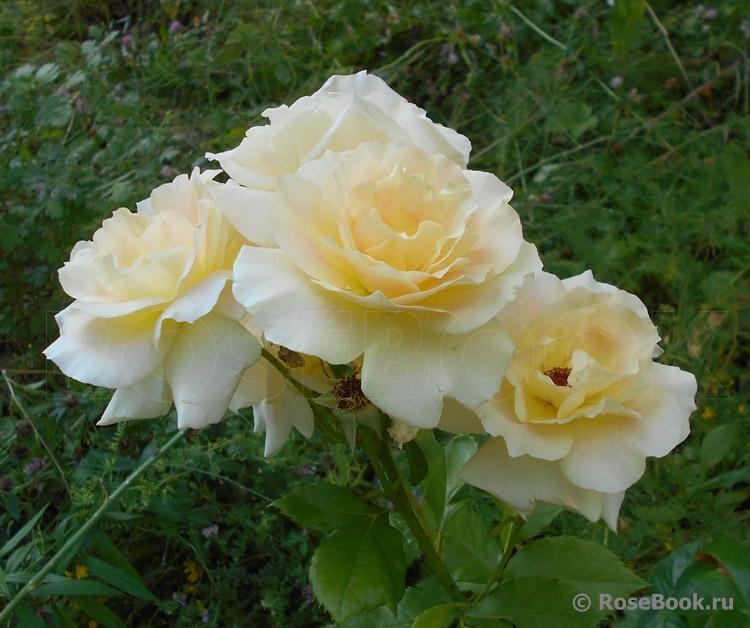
[459,271,697,529]
[45,169,263,430]
[45,72,697,528]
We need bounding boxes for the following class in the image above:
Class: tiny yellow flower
[702,407,717,420]
[75,565,89,580]
[183,560,203,584]
[88,620,98,628]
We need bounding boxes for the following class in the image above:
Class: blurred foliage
[1,0,748,625]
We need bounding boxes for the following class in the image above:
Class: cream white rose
[460,271,697,529]
[232,141,541,429]
[44,169,262,429]
[206,71,471,246]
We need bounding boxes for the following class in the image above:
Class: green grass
[1,0,748,625]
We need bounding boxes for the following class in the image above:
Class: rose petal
[233,246,368,364]
[165,313,261,429]
[98,369,172,425]
[459,436,624,530]
[560,414,648,493]
[476,384,574,460]
[254,386,315,457]
[361,315,511,427]
[44,306,171,388]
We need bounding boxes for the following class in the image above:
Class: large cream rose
[232,141,541,429]
[206,71,471,247]
[460,271,697,529]
[44,169,262,429]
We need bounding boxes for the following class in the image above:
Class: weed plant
[0,0,748,626]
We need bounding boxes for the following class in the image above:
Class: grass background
[0,0,748,626]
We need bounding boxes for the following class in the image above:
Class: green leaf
[464,618,512,628]
[29,574,121,598]
[404,439,428,485]
[700,538,750,609]
[609,0,645,53]
[416,432,476,531]
[700,424,735,471]
[13,601,46,628]
[340,585,453,628]
[442,500,502,583]
[34,94,72,128]
[51,604,80,628]
[505,537,645,614]
[444,435,477,501]
[3,491,20,519]
[71,596,127,628]
[544,102,598,140]
[416,431,448,530]
[0,565,10,599]
[273,484,381,530]
[475,576,593,628]
[0,504,48,559]
[412,603,459,628]
[310,513,406,623]
[518,504,563,540]
[92,530,142,581]
[81,555,158,601]
[623,541,750,627]
[35,62,60,83]
[721,144,750,221]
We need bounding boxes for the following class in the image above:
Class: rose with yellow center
[44,169,262,429]
[460,271,697,529]
[232,141,541,428]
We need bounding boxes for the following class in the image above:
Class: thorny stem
[0,428,188,624]
[358,427,465,604]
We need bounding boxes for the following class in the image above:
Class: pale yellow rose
[232,141,541,429]
[44,169,262,429]
[205,71,471,246]
[460,271,697,529]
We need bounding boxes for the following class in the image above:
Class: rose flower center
[543,366,572,387]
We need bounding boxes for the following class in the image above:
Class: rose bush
[44,169,262,430]
[460,271,697,529]
[206,71,471,247]
[231,140,541,428]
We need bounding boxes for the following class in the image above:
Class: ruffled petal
[165,314,262,429]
